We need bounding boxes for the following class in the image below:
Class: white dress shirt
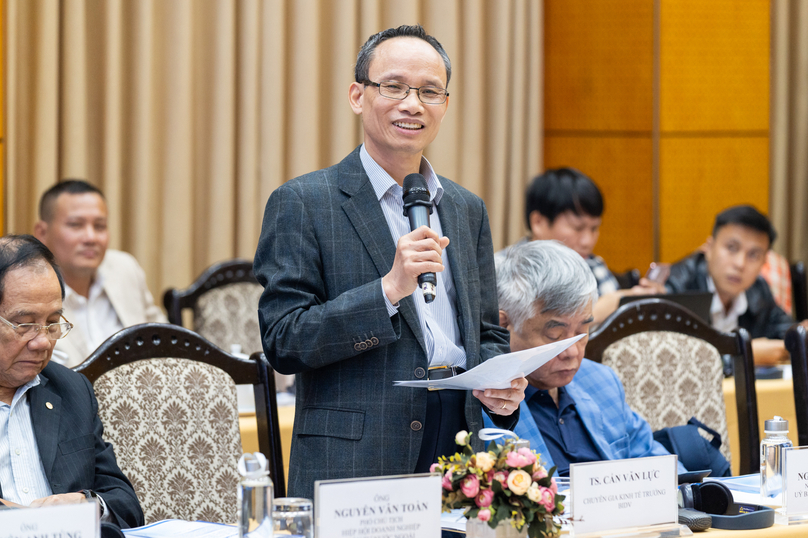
[707,276,749,333]
[52,272,124,366]
[360,145,467,368]
[0,376,53,505]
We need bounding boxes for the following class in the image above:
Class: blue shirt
[524,384,602,476]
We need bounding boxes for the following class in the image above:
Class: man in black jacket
[0,235,143,528]
[666,205,806,365]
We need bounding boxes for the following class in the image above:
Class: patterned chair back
[587,298,760,475]
[163,260,295,391]
[192,282,264,354]
[601,331,731,463]
[75,323,286,524]
[164,259,262,354]
[94,358,241,524]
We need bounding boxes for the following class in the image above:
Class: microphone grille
[403,173,430,203]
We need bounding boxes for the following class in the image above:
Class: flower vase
[466,518,528,538]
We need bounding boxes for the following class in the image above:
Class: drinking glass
[272,497,313,538]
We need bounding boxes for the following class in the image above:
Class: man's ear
[499,310,511,330]
[348,82,365,115]
[529,211,549,241]
[33,220,48,241]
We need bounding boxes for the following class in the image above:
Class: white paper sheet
[123,520,238,538]
[394,334,586,390]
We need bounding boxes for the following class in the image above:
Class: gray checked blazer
[255,146,512,499]
[0,362,143,528]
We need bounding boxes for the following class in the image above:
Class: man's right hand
[382,226,449,305]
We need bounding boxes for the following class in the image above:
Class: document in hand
[393,334,586,391]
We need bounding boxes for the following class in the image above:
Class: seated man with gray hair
[485,240,685,475]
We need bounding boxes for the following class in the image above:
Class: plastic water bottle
[238,452,274,537]
[760,416,792,500]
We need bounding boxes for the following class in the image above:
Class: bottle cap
[764,416,789,433]
[238,452,271,480]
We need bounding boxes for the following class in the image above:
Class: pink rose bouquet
[434,431,565,538]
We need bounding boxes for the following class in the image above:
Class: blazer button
[414,367,426,379]
[364,339,373,348]
[410,420,423,431]
[354,343,362,351]
[370,337,379,346]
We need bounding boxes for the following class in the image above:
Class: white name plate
[315,473,441,538]
[0,500,98,538]
[570,455,678,535]
[784,446,808,515]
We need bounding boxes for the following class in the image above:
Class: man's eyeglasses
[0,314,73,341]
[364,80,449,105]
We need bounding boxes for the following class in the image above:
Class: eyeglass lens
[378,82,446,104]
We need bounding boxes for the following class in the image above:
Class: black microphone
[402,173,437,303]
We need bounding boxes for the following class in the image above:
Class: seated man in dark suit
[485,240,685,475]
[665,205,808,365]
[0,235,143,528]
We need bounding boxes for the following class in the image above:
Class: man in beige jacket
[34,180,166,367]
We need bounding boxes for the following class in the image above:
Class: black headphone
[677,481,774,530]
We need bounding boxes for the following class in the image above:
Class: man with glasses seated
[255,25,525,499]
[0,235,143,528]
[485,240,686,475]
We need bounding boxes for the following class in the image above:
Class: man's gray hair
[496,240,598,333]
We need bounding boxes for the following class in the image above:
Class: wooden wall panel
[545,0,653,132]
[659,137,770,263]
[660,0,769,132]
[544,0,653,272]
[544,136,653,272]
[658,0,770,263]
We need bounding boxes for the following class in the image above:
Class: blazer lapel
[338,154,427,354]
[97,260,132,327]
[28,376,63,480]
[565,382,611,460]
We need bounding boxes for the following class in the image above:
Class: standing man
[0,235,143,527]
[255,25,526,498]
[34,180,166,367]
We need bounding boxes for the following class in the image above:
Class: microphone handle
[407,205,437,303]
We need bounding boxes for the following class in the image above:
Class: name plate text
[0,501,98,538]
[570,455,678,535]
[315,473,440,538]
[784,446,808,515]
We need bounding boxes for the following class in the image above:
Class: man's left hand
[29,493,87,508]
[473,377,528,416]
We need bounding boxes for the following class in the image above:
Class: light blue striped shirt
[0,375,53,505]
[360,144,467,368]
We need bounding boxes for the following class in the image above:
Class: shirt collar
[2,375,42,410]
[359,144,444,205]
[525,384,572,407]
[64,271,105,305]
[706,275,748,317]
